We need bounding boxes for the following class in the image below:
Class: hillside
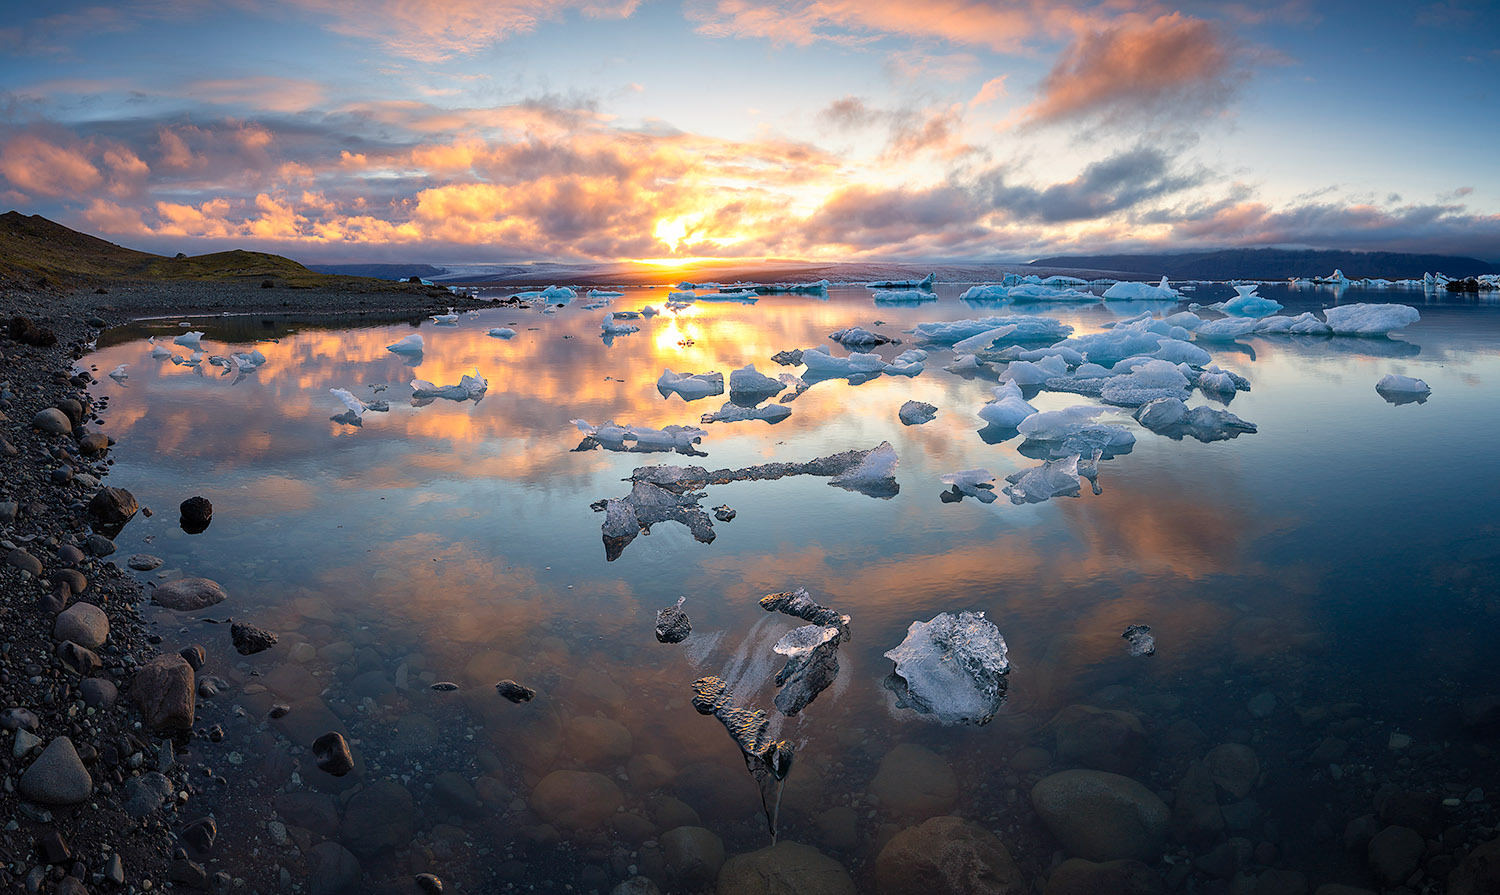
[0,211,406,290]
[1028,248,1497,280]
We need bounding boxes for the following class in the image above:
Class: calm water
[86,282,1500,892]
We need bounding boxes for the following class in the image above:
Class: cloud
[0,134,102,196]
[1021,13,1243,124]
[970,76,1009,107]
[980,145,1206,222]
[187,77,327,113]
[818,96,882,131]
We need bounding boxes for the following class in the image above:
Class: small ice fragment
[801,345,887,377]
[728,363,785,399]
[885,348,927,377]
[601,312,640,335]
[976,381,1037,429]
[657,369,725,401]
[830,327,895,347]
[411,368,488,400]
[429,312,459,325]
[1218,285,1283,317]
[572,419,706,453]
[700,401,791,424]
[1376,373,1431,405]
[827,441,899,497]
[487,328,516,339]
[883,610,1009,725]
[866,273,934,289]
[1003,454,1084,504]
[109,364,128,381]
[386,333,424,354]
[173,331,205,349]
[898,400,937,426]
[1123,624,1156,657]
[771,349,804,366]
[589,289,625,298]
[654,596,691,644]
[939,468,997,503]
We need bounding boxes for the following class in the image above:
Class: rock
[1449,836,1500,895]
[231,622,278,655]
[57,640,101,676]
[77,431,110,455]
[6,548,43,575]
[611,879,662,895]
[1377,789,1442,835]
[53,602,109,649]
[415,874,444,894]
[531,770,624,831]
[433,772,482,817]
[875,815,1026,894]
[80,678,118,708]
[1051,705,1147,774]
[1044,858,1166,895]
[1195,838,1252,877]
[717,842,855,895]
[1205,743,1260,798]
[1367,825,1423,885]
[13,728,41,757]
[124,771,174,817]
[180,496,212,526]
[1030,770,1170,862]
[496,679,536,702]
[312,732,354,776]
[33,408,72,435]
[1,707,40,731]
[566,716,633,767]
[1247,691,1276,718]
[19,737,91,805]
[1254,869,1308,895]
[899,400,938,426]
[181,816,217,853]
[132,654,196,730]
[308,841,362,895]
[1171,761,1224,847]
[273,791,340,837]
[152,578,227,610]
[51,568,87,594]
[127,554,163,571]
[56,878,88,895]
[178,645,206,670]
[340,780,415,858]
[57,544,86,565]
[655,596,692,643]
[663,826,726,888]
[10,315,57,346]
[870,743,958,818]
[1312,887,1376,895]
[85,534,116,556]
[713,505,736,522]
[87,487,138,525]
[816,806,859,851]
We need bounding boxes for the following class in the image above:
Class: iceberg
[147,337,173,359]
[1055,328,1164,366]
[596,481,716,560]
[728,363,786,400]
[108,364,128,381]
[429,312,459,325]
[700,401,792,425]
[1193,317,1260,341]
[958,285,1009,302]
[1102,277,1178,301]
[898,400,937,426]
[872,289,937,303]
[572,419,707,454]
[1218,285,1283,317]
[512,285,576,303]
[1252,312,1331,335]
[801,345,887,377]
[1322,303,1421,336]
[944,353,990,375]
[657,369,725,401]
[1195,364,1250,395]
[1004,454,1089,504]
[1133,398,1257,442]
[827,441,899,498]
[601,312,640,336]
[759,590,850,717]
[976,382,1037,429]
[1005,284,1098,302]
[173,331,205,349]
[689,676,794,837]
[885,348,927,377]
[883,611,1009,725]
[589,289,625,298]
[1152,338,1212,366]
[867,273,934,289]
[1098,359,1193,407]
[829,327,896,348]
[1375,374,1431,405]
[1311,269,1351,285]
[699,291,759,303]
[411,369,487,401]
[487,328,517,339]
[940,469,998,504]
[386,333,424,354]
[1000,355,1068,385]
[911,316,1072,345]
[580,300,610,310]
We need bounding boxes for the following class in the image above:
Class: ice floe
[486,328,517,339]
[1102,277,1178,301]
[601,312,640,336]
[147,337,173,359]
[761,589,850,717]
[1217,285,1283,317]
[1123,624,1156,657]
[1133,398,1257,442]
[801,345,887,378]
[589,289,625,298]
[1000,355,1069,386]
[885,348,927,377]
[1004,454,1090,504]
[411,369,487,401]
[728,364,785,400]
[700,402,792,425]
[1322,303,1421,336]
[1376,374,1431,405]
[939,469,998,504]
[976,382,1037,428]
[657,369,725,401]
[898,400,937,426]
[429,312,459,325]
[689,676,794,836]
[829,326,896,347]
[386,333,424,354]
[911,316,1072,345]
[108,364,128,381]
[572,419,707,454]
[173,331,205,349]
[883,611,1009,725]
[872,289,937,303]
[512,285,576,303]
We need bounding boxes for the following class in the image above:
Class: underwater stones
[231,621,278,655]
[1043,858,1166,895]
[875,816,1026,895]
[308,841,362,895]
[1050,705,1147,775]
[313,732,354,776]
[1123,624,1156,657]
[1171,761,1224,848]
[1368,825,1424,885]
[495,679,536,703]
[662,826,726,888]
[564,716,633,767]
[655,596,692,643]
[870,744,957,819]
[340,780,415,857]
[127,553,163,571]
[152,577,227,611]
[531,770,624,831]
[1449,836,1500,895]
[1205,743,1260,799]
[1032,770,1170,862]
[691,676,794,836]
[716,842,855,895]
[884,611,1009,725]
[132,654,196,731]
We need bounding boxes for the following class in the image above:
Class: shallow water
[85,282,1500,891]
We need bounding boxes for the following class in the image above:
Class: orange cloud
[0,134,102,196]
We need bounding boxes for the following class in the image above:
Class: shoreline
[0,280,490,893]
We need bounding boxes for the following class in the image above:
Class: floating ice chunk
[1193,317,1260,341]
[867,273,934,289]
[1018,405,1107,439]
[828,441,899,497]
[1163,311,1204,331]
[230,349,267,371]
[597,481,715,560]
[513,285,576,303]
[700,401,792,424]
[330,388,372,420]
[1134,398,1257,442]
[699,291,759,303]
[1099,359,1193,407]
[147,337,173,359]
[1252,312,1330,335]
[1005,284,1098,302]
[911,316,1072,345]
[580,300,610,310]
[174,331,205,349]
[771,625,843,716]
[944,353,990,375]
[801,345,887,377]
[108,364,128,381]
[1323,303,1421,336]
[429,312,459,325]
[1123,624,1156,657]
[885,348,927,377]
[1056,329,1164,366]
[487,328,517,339]
[1004,454,1088,504]
[573,419,707,453]
[1219,285,1283,317]
[940,469,998,503]
[829,326,896,347]
[1102,277,1178,300]
[1194,364,1250,395]
[639,305,660,317]
[411,369,488,401]
[1376,374,1431,405]
[977,381,1037,428]
[1153,339,1212,366]
[689,676,793,836]
[1312,269,1351,285]
[958,285,1009,302]
[728,363,785,399]
[883,610,1009,725]
[898,400,937,426]
[657,369,725,401]
[873,289,937,303]
[386,333,424,354]
[589,289,625,298]
[601,312,640,335]
[1000,354,1068,385]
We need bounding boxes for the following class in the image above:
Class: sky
[1,0,1498,265]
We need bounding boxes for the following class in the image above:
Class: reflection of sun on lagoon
[654,308,704,354]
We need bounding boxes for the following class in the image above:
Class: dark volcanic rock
[19,737,92,805]
[875,816,1026,895]
[309,841,362,895]
[11,315,58,346]
[132,654,197,730]
[340,779,415,858]
[655,596,692,643]
[88,486,138,525]
[57,640,102,676]
[152,578,227,611]
[313,731,355,776]
[180,495,212,525]
[231,622,278,655]
[495,680,536,703]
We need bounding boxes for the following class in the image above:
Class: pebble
[18,737,92,805]
[127,554,163,571]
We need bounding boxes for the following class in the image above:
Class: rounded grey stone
[54,602,109,649]
[19,737,92,805]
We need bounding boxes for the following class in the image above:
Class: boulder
[1171,761,1224,847]
[231,622,278,655]
[54,602,109,649]
[717,842,855,895]
[340,780,415,858]
[132,654,196,730]
[152,577,227,611]
[19,737,91,805]
[33,408,72,435]
[1031,770,1170,862]
[870,743,958,818]
[1449,836,1500,895]
[308,841,362,895]
[1205,743,1260,798]
[875,816,1026,894]
[1367,825,1423,886]
[662,826,725,888]
[88,487,138,524]
[1044,858,1165,895]
[531,770,623,831]
[1051,705,1147,774]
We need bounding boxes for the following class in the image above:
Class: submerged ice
[884,611,1009,725]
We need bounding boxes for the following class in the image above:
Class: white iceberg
[1193,317,1260,341]
[1152,338,1212,366]
[1134,398,1256,441]
[828,327,895,347]
[1004,454,1086,504]
[698,291,759,303]
[411,369,488,400]
[1218,285,1283,317]
[911,316,1072,345]
[429,312,459,325]
[487,328,517,339]
[1056,328,1164,366]
[828,441,899,497]
[331,388,372,419]
[999,355,1068,385]
[801,345,887,377]
[958,285,1009,302]
[1102,277,1178,301]
[1375,374,1431,404]
[573,419,706,451]
[601,312,640,335]
[1322,303,1420,336]
[940,468,998,503]
[943,353,990,375]
[1098,359,1193,407]
[147,337,173,359]
[512,285,576,303]
[728,363,785,399]
[1195,364,1249,394]
[899,400,937,426]
[173,331,205,349]
[657,369,725,401]
[1006,284,1098,302]
[588,289,625,298]
[1253,312,1331,335]
[700,402,792,424]
[885,348,927,377]
[386,333,424,354]
[872,289,937,303]
[883,610,1008,725]
[976,381,1037,429]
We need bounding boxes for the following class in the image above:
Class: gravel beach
[0,280,486,894]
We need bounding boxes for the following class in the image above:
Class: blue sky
[1,0,1497,264]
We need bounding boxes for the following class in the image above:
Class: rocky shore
[0,280,483,894]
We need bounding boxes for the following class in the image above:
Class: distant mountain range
[1028,248,1496,280]
[307,263,450,280]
